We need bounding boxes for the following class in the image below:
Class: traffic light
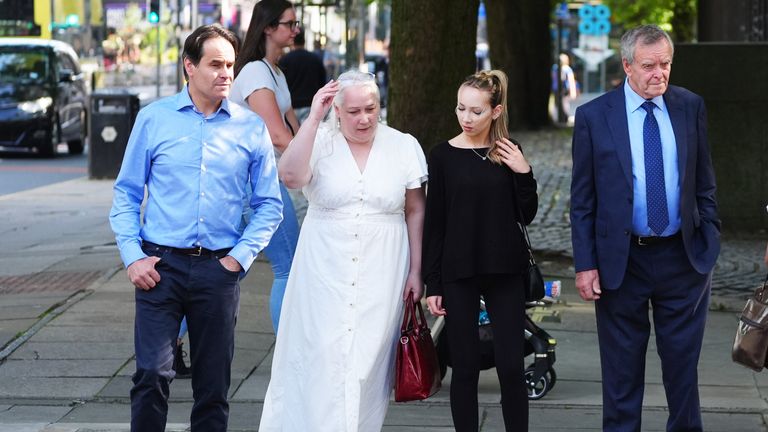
[148,0,160,23]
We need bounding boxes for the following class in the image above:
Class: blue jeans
[262,183,299,332]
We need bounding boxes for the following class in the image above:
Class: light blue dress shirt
[109,86,283,271]
[624,80,680,237]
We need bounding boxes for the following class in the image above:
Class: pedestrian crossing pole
[149,0,161,98]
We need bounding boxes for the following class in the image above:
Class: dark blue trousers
[596,237,710,432]
[131,243,240,432]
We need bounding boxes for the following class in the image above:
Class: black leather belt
[143,241,231,257]
[631,232,681,246]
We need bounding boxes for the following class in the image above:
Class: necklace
[470,147,489,161]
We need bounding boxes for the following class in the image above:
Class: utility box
[88,89,140,179]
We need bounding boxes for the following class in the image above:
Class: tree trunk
[389,0,479,153]
[485,0,552,130]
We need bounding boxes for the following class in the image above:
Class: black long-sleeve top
[422,141,539,297]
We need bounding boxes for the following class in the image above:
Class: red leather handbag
[394,294,442,402]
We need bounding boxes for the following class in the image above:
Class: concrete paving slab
[59,401,189,425]
[383,403,454,427]
[30,326,132,343]
[0,377,108,399]
[0,256,71,278]
[48,311,133,327]
[95,376,132,399]
[40,424,186,432]
[231,348,270,380]
[0,423,51,432]
[0,305,50,320]
[234,332,275,352]
[0,405,70,423]
[230,364,271,401]
[0,359,126,378]
[0,319,38,347]
[531,379,603,406]
[0,293,74,308]
[9,342,134,361]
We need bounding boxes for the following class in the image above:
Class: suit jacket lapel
[606,88,633,187]
[665,87,688,183]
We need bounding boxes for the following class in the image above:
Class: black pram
[433,298,557,400]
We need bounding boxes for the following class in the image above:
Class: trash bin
[88,89,140,179]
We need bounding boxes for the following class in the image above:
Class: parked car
[0,38,88,156]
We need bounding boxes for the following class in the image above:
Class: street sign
[573,4,614,71]
[578,4,611,35]
[101,126,118,143]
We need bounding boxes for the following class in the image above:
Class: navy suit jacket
[570,84,721,290]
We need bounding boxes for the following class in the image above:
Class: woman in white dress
[258,71,428,431]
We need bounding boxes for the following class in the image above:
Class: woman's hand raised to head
[306,80,339,124]
[496,138,531,174]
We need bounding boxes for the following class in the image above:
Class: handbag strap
[401,293,428,334]
[401,293,414,332]
[258,59,295,136]
[757,273,768,302]
[510,164,536,266]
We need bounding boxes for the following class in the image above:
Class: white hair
[322,70,381,133]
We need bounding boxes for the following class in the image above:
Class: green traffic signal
[148,11,159,23]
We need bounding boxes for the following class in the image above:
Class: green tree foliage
[603,0,696,42]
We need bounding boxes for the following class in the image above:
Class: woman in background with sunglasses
[231,0,301,333]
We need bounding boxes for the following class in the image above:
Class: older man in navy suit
[570,25,720,432]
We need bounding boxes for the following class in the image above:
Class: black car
[0,38,88,156]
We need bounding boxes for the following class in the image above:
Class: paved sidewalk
[1,129,767,431]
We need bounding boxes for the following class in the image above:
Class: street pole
[156,23,161,98]
[555,18,566,124]
[176,0,183,92]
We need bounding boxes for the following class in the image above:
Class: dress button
[199,218,204,222]
[352,257,358,262]
[352,281,356,286]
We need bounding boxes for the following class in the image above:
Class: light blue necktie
[642,101,669,236]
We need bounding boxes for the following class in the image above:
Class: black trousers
[131,243,240,432]
[443,274,528,432]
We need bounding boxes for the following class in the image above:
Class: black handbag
[511,161,545,302]
[518,221,545,301]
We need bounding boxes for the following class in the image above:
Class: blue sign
[578,4,611,35]
[555,2,570,20]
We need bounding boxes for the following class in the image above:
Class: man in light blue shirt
[571,25,720,432]
[109,25,282,432]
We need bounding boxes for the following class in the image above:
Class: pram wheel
[524,367,551,400]
[545,367,556,390]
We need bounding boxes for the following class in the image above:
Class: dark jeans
[130,243,240,432]
[443,274,528,432]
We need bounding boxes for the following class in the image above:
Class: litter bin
[88,89,140,179]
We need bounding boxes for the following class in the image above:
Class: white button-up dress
[259,124,428,431]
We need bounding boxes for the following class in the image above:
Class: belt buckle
[637,236,649,246]
[190,246,203,256]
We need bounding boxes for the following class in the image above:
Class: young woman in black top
[422,70,538,431]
